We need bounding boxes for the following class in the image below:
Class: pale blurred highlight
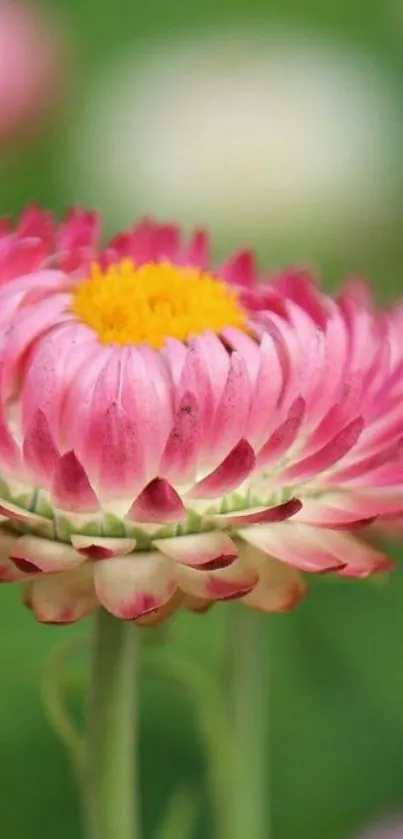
[69,27,402,253]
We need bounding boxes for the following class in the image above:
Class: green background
[1,1,403,837]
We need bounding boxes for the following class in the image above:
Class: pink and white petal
[70,535,136,559]
[0,417,21,472]
[11,535,83,573]
[51,451,99,513]
[0,531,25,581]
[128,478,186,524]
[97,403,146,499]
[0,500,49,527]
[161,338,188,388]
[153,531,238,570]
[177,555,258,601]
[292,497,377,529]
[161,391,202,484]
[239,522,344,573]
[28,563,98,624]
[246,332,284,446]
[256,397,306,469]
[189,439,255,499]
[94,553,177,620]
[220,328,261,385]
[240,544,307,611]
[275,416,364,484]
[23,409,60,484]
[308,529,393,577]
[175,341,215,433]
[274,269,328,329]
[208,497,302,527]
[189,332,230,417]
[1,294,72,397]
[206,352,252,462]
[20,322,101,445]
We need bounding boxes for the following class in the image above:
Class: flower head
[0,207,399,624]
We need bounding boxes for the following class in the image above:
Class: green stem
[228,606,269,839]
[84,609,141,839]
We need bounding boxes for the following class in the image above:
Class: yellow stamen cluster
[72,259,247,348]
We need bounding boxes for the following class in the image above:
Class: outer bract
[0,208,399,624]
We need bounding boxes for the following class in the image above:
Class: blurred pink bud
[355,817,403,839]
[0,1,66,143]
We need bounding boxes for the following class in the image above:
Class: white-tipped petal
[177,554,258,601]
[11,534,83,573]
[240,544,307,612]
[153,531,238,569]
[28,563,98,624]
[94,552,177,620]
[71,535,136,559]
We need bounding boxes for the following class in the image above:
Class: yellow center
[72,259,247,348]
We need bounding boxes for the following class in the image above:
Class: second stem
[227,605,270,839]
[84,609,141,839]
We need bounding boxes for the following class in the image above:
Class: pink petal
[175,341,215,435]
[220,250,257,289]
[153,531,238,569]
[239,522,344,573]
[189,439,255,499]
[274,269,328,329]
[188,332,230,416]
[246,333,284,446]
[208,497,302,526]
[293,496,377,529]
[51,451,99,512]
[97,402,146,498]
[23,409,60,484]
[1,293,71,397]
[161,391,201,484]
[256,397,306,469]
[187,229,209,268]
[128,478,186,524]
[206,352,252,461]
[71,535,136,559]
[0,237,49,285]
[18,205,55,250]
[0,417,21,472]
[277,416,364,483]
[94,552,177,620]
[220,328,261,385]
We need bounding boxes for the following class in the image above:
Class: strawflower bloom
[0,207,400,625]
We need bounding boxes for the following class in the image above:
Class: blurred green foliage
[1,1,403,838]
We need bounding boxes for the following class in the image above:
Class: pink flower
[0,2,65,143]
[0,206,399,624]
